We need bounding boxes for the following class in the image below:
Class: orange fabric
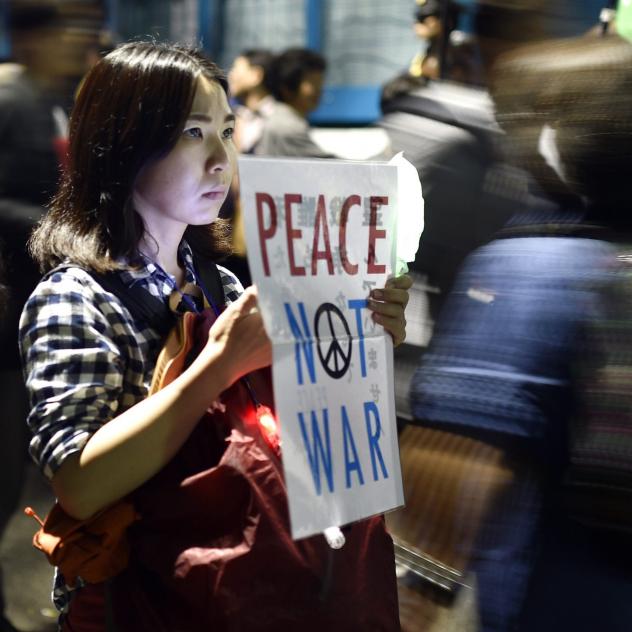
[23,303,198,585]
[30,500,138,586]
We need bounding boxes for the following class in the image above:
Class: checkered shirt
[18,240,243,620]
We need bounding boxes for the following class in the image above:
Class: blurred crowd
[2,0,632,631]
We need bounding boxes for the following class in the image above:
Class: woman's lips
[202,188,227,200]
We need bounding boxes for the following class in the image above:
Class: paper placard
[239,156,405,539]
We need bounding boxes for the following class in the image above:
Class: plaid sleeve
[217,264,244,305]
[19,269,127,479]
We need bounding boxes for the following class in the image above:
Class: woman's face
[133,75,236,241]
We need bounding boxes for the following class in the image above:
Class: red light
[256,405,280,451]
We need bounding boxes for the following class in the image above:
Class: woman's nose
[205,140,230,174]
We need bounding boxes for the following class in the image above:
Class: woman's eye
[223,127,235,140]
[183,127,203,139]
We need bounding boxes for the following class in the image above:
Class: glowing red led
[256,404,280,451]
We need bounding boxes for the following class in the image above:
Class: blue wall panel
[309,85,381,126]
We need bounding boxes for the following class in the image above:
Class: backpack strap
[89,270,175,338]
[44,252,226,336]
[191,252,227,311]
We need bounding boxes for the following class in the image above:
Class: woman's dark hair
[264,48,326,102]
[31,41,232,272]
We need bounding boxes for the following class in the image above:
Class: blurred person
[0,3,60,417]
[0,251,19,632]
[0,3,60,205]
[381,0,552,317]
[408,32,632,632]
[255,47,335,158]
[9,0,102,113]
[0,59,59,201]
[410,0,467,81]
[223,49,276,287]
[245,48,332,286]
[228,49,275,154]
[377,2,547,442]
[381,0,480,106]
[0,6,62,631]
[0,58,64,189]
[19,40,410,629]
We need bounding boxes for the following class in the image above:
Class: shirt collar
[117,239,199,300]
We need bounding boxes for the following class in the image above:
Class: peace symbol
[314,303,352,379]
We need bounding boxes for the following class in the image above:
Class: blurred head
[8,2,57,48]
[31,41,233,271]
[9,3,57,71]
[9,1,100,95]
[414,0,460,41]
[265,48,326,117]
[492,34,632,219]
[228,49,273,100]
[473,0,549,75]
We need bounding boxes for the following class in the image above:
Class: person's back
[380,80,525,319]
[406,33,632,632]
[411,217,614,444]
[256,99,333,159]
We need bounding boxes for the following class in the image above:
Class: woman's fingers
[370,304,407,347]
[370,274,412,307]
[206,286,272,380]
[386,274,413,291]
[232,285,259,316]
[367,274,412,347]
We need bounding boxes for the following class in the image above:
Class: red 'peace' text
[255,193,388,277]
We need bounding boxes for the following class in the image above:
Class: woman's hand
[367,274,412,347]
[205,286,272,383]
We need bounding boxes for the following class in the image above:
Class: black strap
[191,251,226,311]
[90,270,175,337]
[45,253,225,338]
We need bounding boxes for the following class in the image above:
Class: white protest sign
[239,156,405,540]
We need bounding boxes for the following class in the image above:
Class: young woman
[20,42,410,629]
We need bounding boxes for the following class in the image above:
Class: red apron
[68,309,400,631]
